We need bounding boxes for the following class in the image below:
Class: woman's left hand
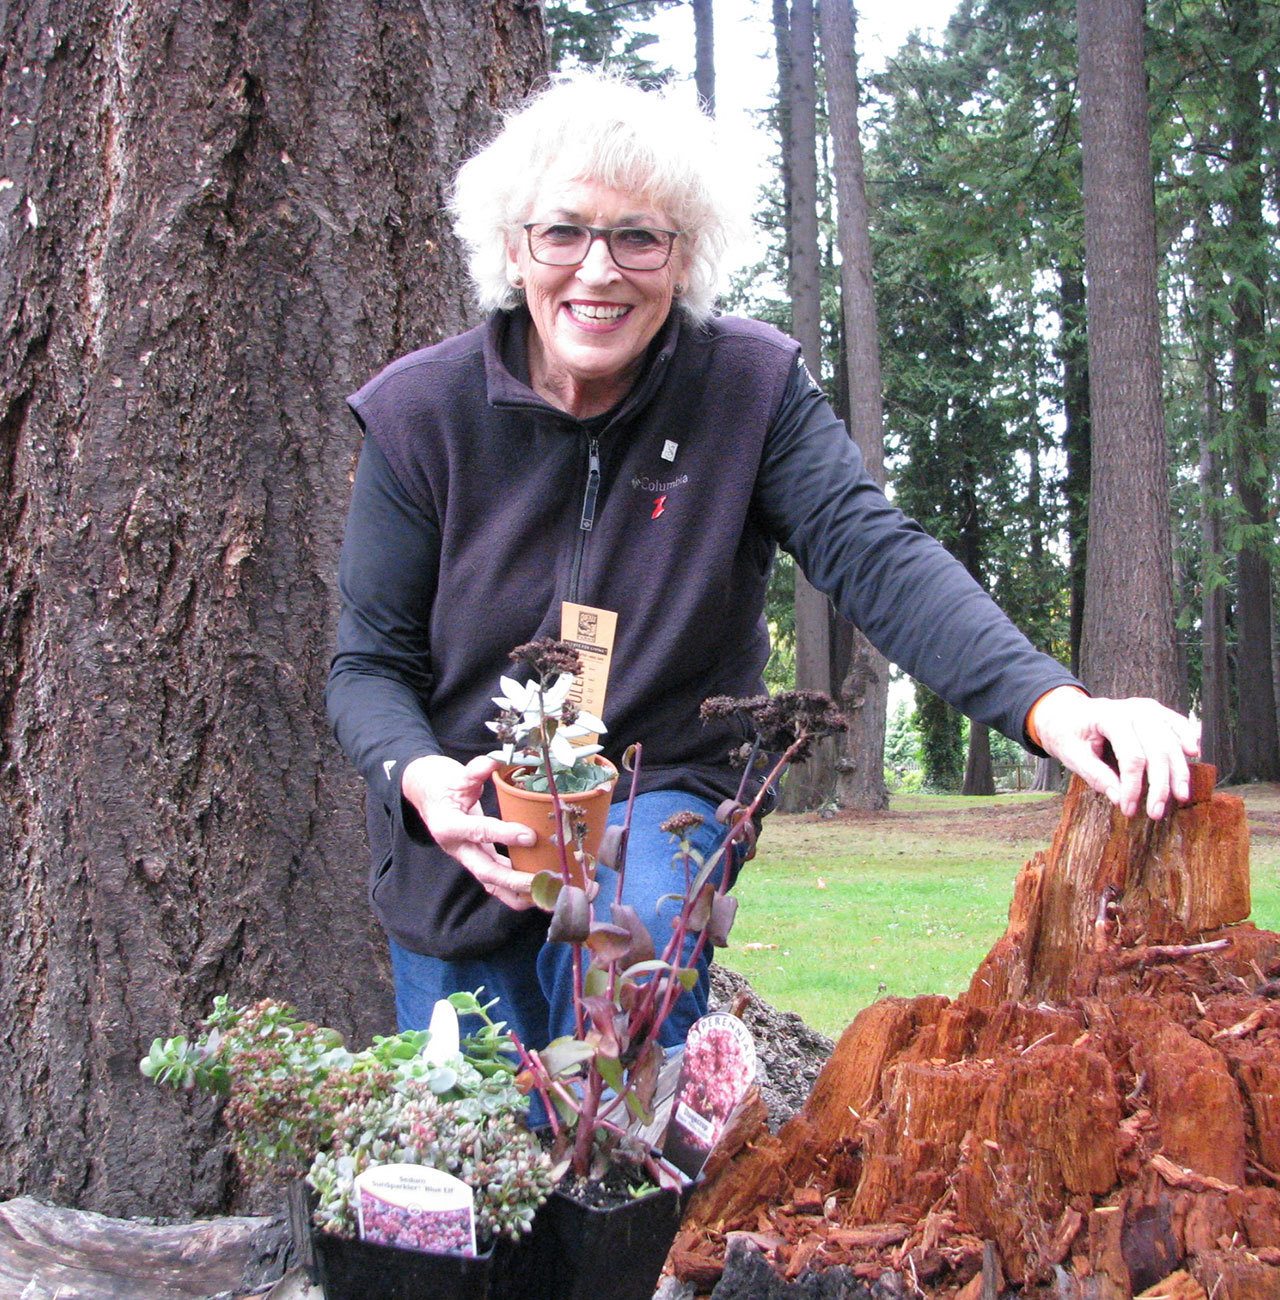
[1029,687,1202,820]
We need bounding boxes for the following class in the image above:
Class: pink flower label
[355,1165,477,1256]
[663,1013,757,1177]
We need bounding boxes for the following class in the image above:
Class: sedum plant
[309,1078,554,1243]
[141,990,552,1244]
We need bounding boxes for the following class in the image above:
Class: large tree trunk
[962,721,994,797]
[777,0,838,812]
[1076,0,1180,704]
[1058,263,1091,681]
[1198,331,1234,779]
[1225,0,1280,782]
[0,0,544,1218]
[820,0,889,813]
[693,0,715,113]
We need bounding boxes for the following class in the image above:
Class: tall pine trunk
[820,0,889,812]
[0,0,543,1217]
[958,423,995,798]
[693,0,715,112]
[777,0,840,811]
[1026,298,1063,794]
[1058,263,1091,681]
[1225,0,1280,781]
[1076,0,1180,703]
[1199,403,1234,778]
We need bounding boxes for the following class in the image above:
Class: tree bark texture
[1026,361,1063,795]
[956,360,996,799]
[778,0,839,812]
[1198,356,1233,778]
[962,721,994,798]
[0,0,544,1218]
[1058,264,1091,680]
[672,767,1280,1292]
[693,0,715,113]
[1225,0,1280,782]
[1076,0,1180,704]
[820,0,888,813]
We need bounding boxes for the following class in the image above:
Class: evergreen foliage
[543,0,1280,779]
[545,0,681,78]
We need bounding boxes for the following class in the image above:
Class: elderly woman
[327,74,1198,1048]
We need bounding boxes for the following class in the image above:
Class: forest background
[1,0,1277,1223]
[591,0,1280,807]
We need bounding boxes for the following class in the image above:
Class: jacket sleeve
[754,358,1080,749]
[326,437,443,814]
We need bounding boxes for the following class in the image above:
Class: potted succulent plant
[140,991,555,1300]
[484,644,848,1300]
[487,639,617,886]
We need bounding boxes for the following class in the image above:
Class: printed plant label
[355,1164,477,1256]
[662,1012,757,1178]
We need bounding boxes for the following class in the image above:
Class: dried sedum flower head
[509,638,583,680]
[660,810,705,837]
[700,690,849,762]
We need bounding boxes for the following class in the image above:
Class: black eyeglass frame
[522,222,682,271]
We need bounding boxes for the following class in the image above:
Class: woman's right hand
[400,754,537,909]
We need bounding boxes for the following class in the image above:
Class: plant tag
[559,602,617,745]
[662,1013,757,1178]
[424,998,460,1065]
[355,1164,477,1256]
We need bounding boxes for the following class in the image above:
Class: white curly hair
[450,72,747,323]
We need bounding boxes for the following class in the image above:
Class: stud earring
[511,274,525,288]
[673,283,685,296]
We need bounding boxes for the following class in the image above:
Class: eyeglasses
[523,222,681,271]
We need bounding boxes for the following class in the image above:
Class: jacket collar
[482,306,682,432]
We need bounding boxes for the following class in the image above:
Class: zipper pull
[580,436,601,532]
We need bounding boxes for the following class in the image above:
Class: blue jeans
[389,790,734,1051]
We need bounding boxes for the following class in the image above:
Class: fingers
[451,841,535,910]
[1101,700,1194,819]
[1176,714,1203,759]
[1053,738,1125,807]
[430,803,536,851]
[460,753,505,787]
[1077,699,1197,820]
[1037,693,1202,821]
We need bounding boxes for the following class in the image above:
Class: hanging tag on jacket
[560,602,617,745]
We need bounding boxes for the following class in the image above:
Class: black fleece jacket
[327,308,1079,959]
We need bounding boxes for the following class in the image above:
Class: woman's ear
[670,238,692,299]
[505,235,525,290]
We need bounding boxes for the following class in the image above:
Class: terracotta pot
[493,756,618,887]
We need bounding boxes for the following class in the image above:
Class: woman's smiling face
[507,177,687,417]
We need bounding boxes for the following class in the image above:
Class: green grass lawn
[720,787,1280,1038]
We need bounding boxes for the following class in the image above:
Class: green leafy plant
[309,1076,554,1244]
[141,990,552,1245]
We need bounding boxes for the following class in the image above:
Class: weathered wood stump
[672,768,1280,1296]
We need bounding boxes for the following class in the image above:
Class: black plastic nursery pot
[288,1183,510,1300]
[500,1184,685,1300]
[311,1225,498,1300]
